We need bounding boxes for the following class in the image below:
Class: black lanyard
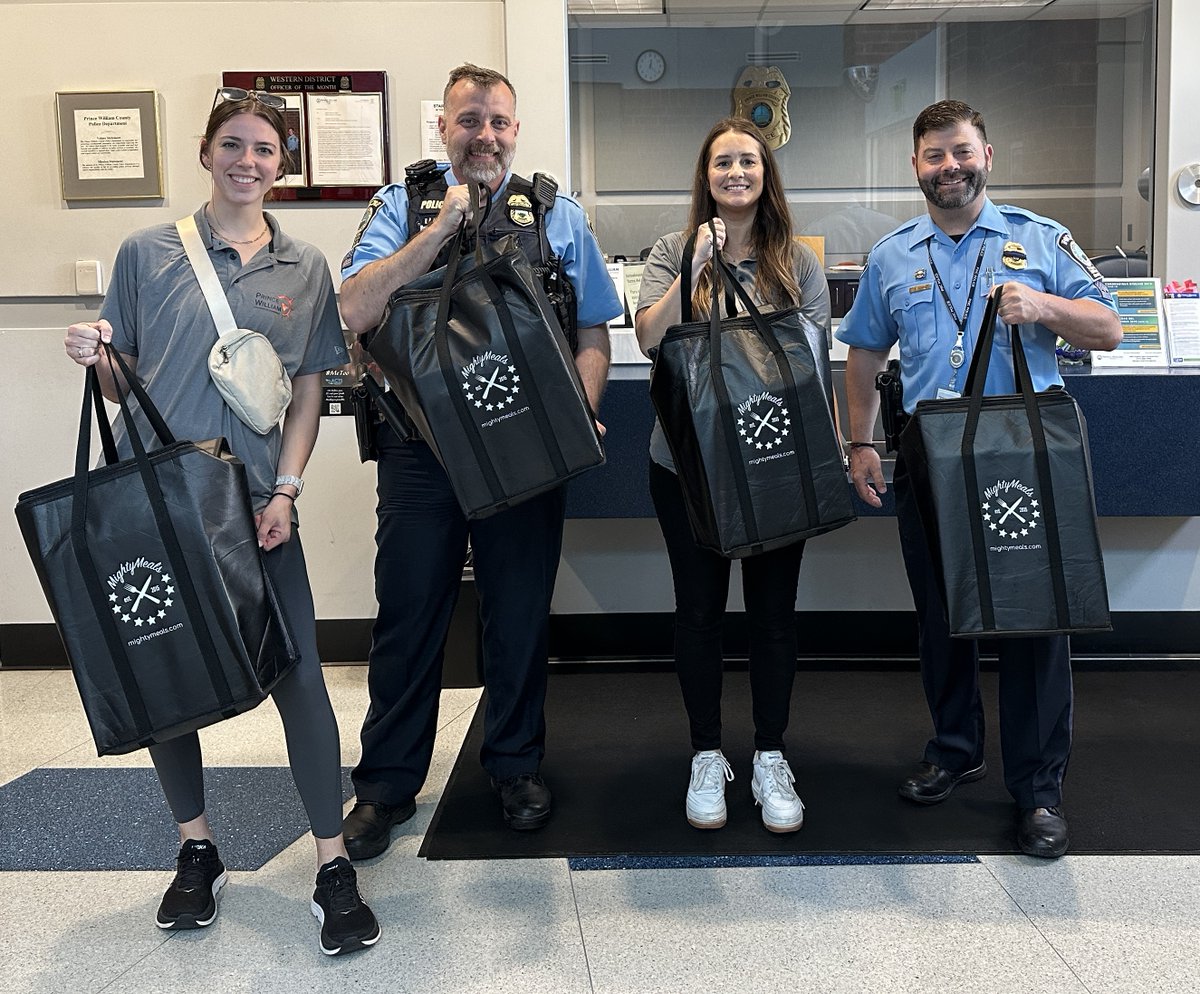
[927,239,987,384]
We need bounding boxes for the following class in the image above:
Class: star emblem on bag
[980,483,1042,540]
[461,356,520,413]
[735,393,791,452]
[107,557,177,629]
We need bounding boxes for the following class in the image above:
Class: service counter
[566,364,1200,520]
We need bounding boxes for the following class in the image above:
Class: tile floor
[2,665,1199,994]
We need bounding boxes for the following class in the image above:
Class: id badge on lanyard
[927,239,990,398]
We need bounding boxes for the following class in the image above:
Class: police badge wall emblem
[731,65,792,150]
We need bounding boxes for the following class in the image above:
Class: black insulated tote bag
[14,346,299,755]
[364,195,604,519]
[899,286,1111,638]
[650,230,855,558]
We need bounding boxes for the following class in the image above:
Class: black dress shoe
[898,760,987,805]
[491,773,552,831]
[342,798,416,861]
[1017,806,1069,858]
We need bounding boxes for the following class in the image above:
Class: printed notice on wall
[1091,278,1168,368]
[74,108,145,180]
[421,100,447,160]
[306,92,385,186]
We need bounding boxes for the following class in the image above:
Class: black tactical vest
[404,160,579,351]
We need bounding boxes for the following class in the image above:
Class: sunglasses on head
[214,86,286,110]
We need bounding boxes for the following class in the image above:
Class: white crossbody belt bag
[176,215,292,435]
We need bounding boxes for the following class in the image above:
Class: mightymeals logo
[736,391,791,453]
[461,351,527,424]
[106,555,181,636]
[981,478,1043,551]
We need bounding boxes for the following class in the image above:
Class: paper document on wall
[306,92,385,186]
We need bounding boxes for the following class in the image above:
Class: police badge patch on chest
[1001,241,1028,270]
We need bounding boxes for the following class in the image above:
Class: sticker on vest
[982,478,1043,553]
[461,351,531,428]
[508,192,534,227]
[107,556,186,646]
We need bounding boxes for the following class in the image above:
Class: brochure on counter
[1092,277,1168,368]
[1163,279,1200,366]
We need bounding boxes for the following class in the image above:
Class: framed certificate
[220,71,390,202]
[55,90,164,200]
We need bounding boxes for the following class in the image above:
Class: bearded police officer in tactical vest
[837,100,1121,858]
[338,64,621,856]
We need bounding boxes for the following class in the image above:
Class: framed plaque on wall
[55,90,164,201]
[219,71,389,202]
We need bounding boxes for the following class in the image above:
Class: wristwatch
[274,474,304,497]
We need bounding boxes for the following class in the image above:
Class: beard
[919,166,987,211]
[453,139,516,185]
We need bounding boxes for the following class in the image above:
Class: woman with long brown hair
[635,117,830,834]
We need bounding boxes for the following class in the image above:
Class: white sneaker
[686,750,734,829]
[751,750,804,833]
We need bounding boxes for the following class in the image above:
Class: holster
[875,358,909,453]
[351,375,417,464]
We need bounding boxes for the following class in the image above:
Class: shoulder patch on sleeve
[344,196,385,266]
[1058,232,1104,283]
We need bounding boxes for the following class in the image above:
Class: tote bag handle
[69,346,240,746]
[678,231,736,324]
[958,287,1070,631]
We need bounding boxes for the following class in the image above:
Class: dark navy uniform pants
[352,423,566,805]
[893,453,1072,809]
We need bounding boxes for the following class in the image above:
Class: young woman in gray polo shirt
[64,91,379,957]
[635,117,831,836]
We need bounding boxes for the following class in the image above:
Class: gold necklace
[206,208,268,245]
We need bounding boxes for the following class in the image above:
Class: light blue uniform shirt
[341,168,622,329]
[836,199,1115,413]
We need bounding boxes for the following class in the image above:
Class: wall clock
[636,49,665,84]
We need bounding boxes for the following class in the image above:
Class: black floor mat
[419,668,1200,859]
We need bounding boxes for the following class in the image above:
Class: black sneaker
[311,856,381,956]
[156,838,228,930]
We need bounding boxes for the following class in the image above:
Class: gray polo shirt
[637,231,830,472]
[100,207,347,512]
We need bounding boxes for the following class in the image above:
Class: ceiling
[568,0,1151,26]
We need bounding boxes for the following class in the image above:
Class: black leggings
[147,533,345,839]
[649,461,804,753]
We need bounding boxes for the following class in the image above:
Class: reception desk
[567,365,1200,520]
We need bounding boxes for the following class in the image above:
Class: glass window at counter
[568,3,1154,271]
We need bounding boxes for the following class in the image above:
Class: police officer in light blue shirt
[837,99,1121,859]
[337,64,621,857]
